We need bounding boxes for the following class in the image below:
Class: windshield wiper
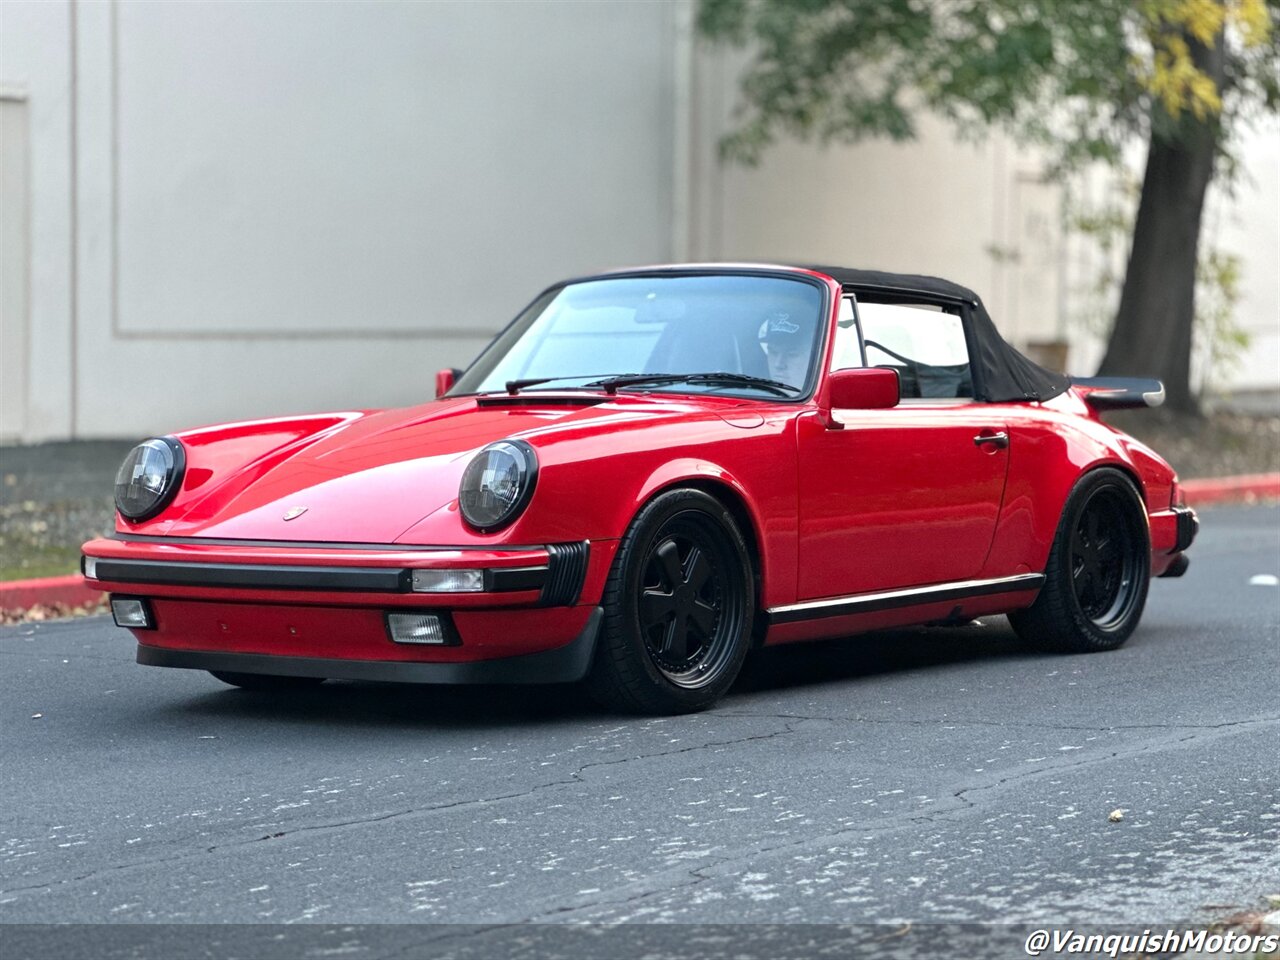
[584,372,800,397]
[503,374,642,395]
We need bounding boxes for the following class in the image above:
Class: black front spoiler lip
[136,607,603,685]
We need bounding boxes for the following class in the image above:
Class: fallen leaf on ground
[1,599,109,626]
[1108,809,1124,822]
[1216,911,1266,935]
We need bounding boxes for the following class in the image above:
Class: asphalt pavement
[2,505,1277,959]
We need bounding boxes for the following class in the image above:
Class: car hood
[151,394,744,543]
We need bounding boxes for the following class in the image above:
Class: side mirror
[435,368,463,398]
[828,367,900,411]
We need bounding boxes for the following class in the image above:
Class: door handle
[973,431,1009,449]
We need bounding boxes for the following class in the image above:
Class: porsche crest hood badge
[282,506,308,521]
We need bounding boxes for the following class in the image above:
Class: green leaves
[697,0,1277,174]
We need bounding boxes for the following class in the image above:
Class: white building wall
[1,0,1275,443]
[7,0,680,440]
[0,0,76,442]
[1207,119,1279,392]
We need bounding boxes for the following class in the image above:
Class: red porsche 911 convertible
[82,265,1197,714]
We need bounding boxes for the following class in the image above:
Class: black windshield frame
[447,267,834,404]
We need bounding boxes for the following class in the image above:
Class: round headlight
[115,437,185,522]
[459,440,538,531]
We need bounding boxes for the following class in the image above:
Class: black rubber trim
[542,541,590,606]
[767,574,1045,625]
[485,566,548,592]
[91,548,589,597]
[1158,554,1190,578]
[1172,506,1199,553]
[136,607,604,685]
[94,558,410,592]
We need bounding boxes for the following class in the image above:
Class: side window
[858,302,973,400]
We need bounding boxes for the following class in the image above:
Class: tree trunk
[1097,34,1225,416]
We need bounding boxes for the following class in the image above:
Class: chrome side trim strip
[766,573,1045,625]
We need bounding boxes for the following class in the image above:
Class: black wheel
[1009,468,1150,653]
[209,671,326,691]
[587,488,754,714]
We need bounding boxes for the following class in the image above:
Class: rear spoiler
[1070,376,1166,411]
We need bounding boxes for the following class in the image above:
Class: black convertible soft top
[806,265,1070,404]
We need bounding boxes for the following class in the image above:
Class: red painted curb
[0,574,101,613]
[1181,472,1280,505]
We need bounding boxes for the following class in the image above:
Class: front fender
[395,412,801,607]
[119,412,369,533]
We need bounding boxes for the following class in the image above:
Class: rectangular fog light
[387,612,457,645]
[411,568,485,593]
[82,556,98,579]
[110,597,154,630]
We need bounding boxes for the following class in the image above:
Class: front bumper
[81,535,616,677]
[1171,505,1198,553]
[136,607,602,685]
[1149,505,1198,578]
[82,537,591,606]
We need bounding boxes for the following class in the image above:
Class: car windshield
[451,274,827,398]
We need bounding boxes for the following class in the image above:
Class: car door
[795,297,1010,600]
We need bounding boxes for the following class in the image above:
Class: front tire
[1009,468,1150,653]
[587,488,754,714]
[210,671,326,691]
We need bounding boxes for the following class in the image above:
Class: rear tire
[587,488,754,714]
[210,671,326,691]
[1009,468,1150,653]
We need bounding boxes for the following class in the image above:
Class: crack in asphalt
[372,860,734,959]
[368,715,1280,926]
[3,710,1274,915]
[525,856,732,921]
[717,709,1280,735]
[0,725,798,900]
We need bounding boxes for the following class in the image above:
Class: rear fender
[982,406,1158,577]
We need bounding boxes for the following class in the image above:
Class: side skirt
[766,573,1045,626]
